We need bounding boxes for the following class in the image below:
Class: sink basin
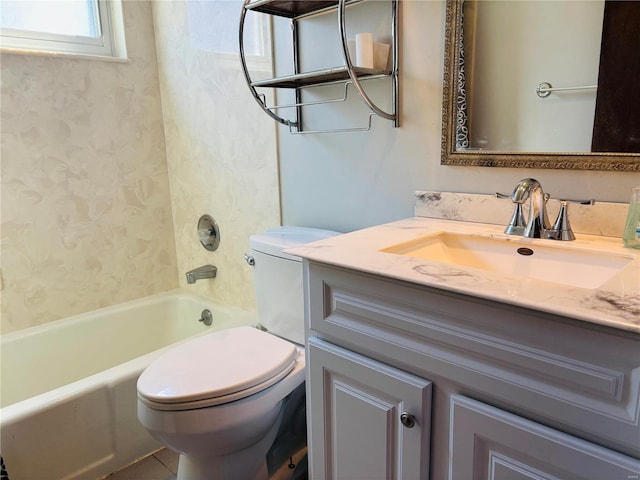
[380,232,635,289]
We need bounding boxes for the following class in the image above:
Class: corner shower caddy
[239,0,398,134]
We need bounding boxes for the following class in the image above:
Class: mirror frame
[441,0,639,171]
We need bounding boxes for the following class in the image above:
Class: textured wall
[0,1,178,333]
[151,1,281,312]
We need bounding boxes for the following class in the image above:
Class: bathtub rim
[1,288,254,341]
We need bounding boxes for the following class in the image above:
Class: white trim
[0,0,127,59]
[107,0,127,59]
[0,47,131,63]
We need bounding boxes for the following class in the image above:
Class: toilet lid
[137,326,297,408]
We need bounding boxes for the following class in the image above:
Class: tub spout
[185,265,217,284]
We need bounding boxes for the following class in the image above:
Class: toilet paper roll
[355,32,373,69]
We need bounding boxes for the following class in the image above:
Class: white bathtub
[0,290,255,480]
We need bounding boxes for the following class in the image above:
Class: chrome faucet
[503,178,595,241]
[185,265,217,284]
[510,178,551,238]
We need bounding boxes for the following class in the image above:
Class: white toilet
[137,227,338,480]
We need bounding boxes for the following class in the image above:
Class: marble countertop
[287,217,640,334]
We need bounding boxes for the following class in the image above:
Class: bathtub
[0,290,255,480]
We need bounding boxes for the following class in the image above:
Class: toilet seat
[137,326,298,411]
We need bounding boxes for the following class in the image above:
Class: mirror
[441,0,639,171]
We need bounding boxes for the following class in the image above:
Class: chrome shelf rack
[239,0,398,133]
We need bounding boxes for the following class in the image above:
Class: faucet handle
[546,199,594,241]
[496,192,522,202]
[548,201,575,241]
[496,192,527,235]
[556,198,595,206]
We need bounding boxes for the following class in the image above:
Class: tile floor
[105,449,179,480]
[105,445,308,480]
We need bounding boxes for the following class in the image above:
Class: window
[186,0,271,71]
[0,0,125,58]
[187,0,267,57]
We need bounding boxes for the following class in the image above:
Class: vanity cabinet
[304,261,640,479]
[307,338,432,479]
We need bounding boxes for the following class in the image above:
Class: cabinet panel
[449,395,640,480]
[331,378,394,478]
[307,338,431,480]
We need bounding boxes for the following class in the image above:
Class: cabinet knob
[400,412,416,428]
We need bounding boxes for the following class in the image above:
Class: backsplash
[0,1,178,333]
[415,191,628,238]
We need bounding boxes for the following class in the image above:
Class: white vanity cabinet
[304,261,640,479]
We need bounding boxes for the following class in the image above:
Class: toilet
[136,227,339,480]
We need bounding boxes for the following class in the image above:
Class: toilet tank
[250,227,339,345]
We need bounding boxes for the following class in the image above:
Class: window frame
[0,0,126,59]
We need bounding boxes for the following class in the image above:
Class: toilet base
[175,408,282,480]
[177,450,269,480]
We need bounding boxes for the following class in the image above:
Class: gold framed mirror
[441,0,639,171]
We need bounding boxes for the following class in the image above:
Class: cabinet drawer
[450,395,640,479]
[306,262,640,457]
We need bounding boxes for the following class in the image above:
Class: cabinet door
[307,338,432,480]
[450,395,640,480]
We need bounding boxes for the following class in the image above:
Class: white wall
[277,0,639,233]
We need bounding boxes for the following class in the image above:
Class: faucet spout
[185,264,217,284]
[511,178,551,238]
